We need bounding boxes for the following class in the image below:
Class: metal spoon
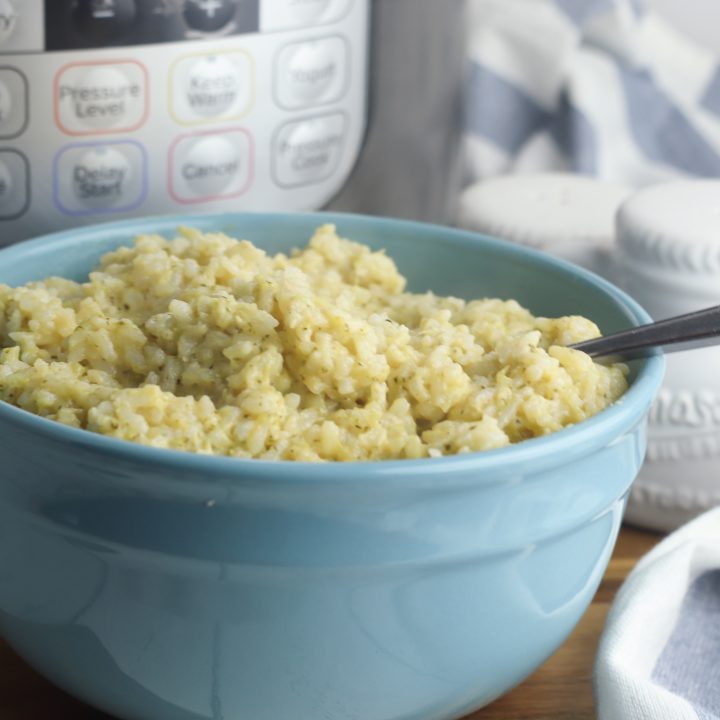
[570,305,720,360]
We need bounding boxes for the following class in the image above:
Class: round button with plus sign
[183,0,237,32]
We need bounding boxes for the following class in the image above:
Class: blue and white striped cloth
[464,0,720,186]
[595,508,720,720]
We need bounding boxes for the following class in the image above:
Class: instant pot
[0,0,465,246]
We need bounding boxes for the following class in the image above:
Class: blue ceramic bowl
[0,213,663,720]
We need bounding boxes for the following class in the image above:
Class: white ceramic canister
[615,180,720,531]
[456,173,631,276]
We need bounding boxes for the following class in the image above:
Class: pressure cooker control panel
[0,0,369,245]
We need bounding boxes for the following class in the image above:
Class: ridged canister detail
[617,180,720,274]
[617,179,720,531]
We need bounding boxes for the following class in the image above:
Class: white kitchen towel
[594,508,720,720]
[464,0,720,187]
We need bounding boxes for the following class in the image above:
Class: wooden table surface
[0,525,662,720]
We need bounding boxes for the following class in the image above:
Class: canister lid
[617,180,720,274]
[456,172,631,249]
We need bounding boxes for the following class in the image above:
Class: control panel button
[0,67,27,139]
[73,0,137,44]
[260,0,351,31]
[0,158,11,199]
[275,36,348,110]
[170,51,253,125]
[273,112,345,187]
[0,149,28,219]
[73,147,130,205]
[0,0,16,45]
[169,129,252,203]
[183,0,238,33]
[0,79,10,121]
[54,141,147,216]
[55,60,149,136]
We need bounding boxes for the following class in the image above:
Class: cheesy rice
[0,225,627,461]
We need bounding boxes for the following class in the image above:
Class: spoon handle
[570,304,720,359]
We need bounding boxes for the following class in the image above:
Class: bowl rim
[0,211,665,485]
